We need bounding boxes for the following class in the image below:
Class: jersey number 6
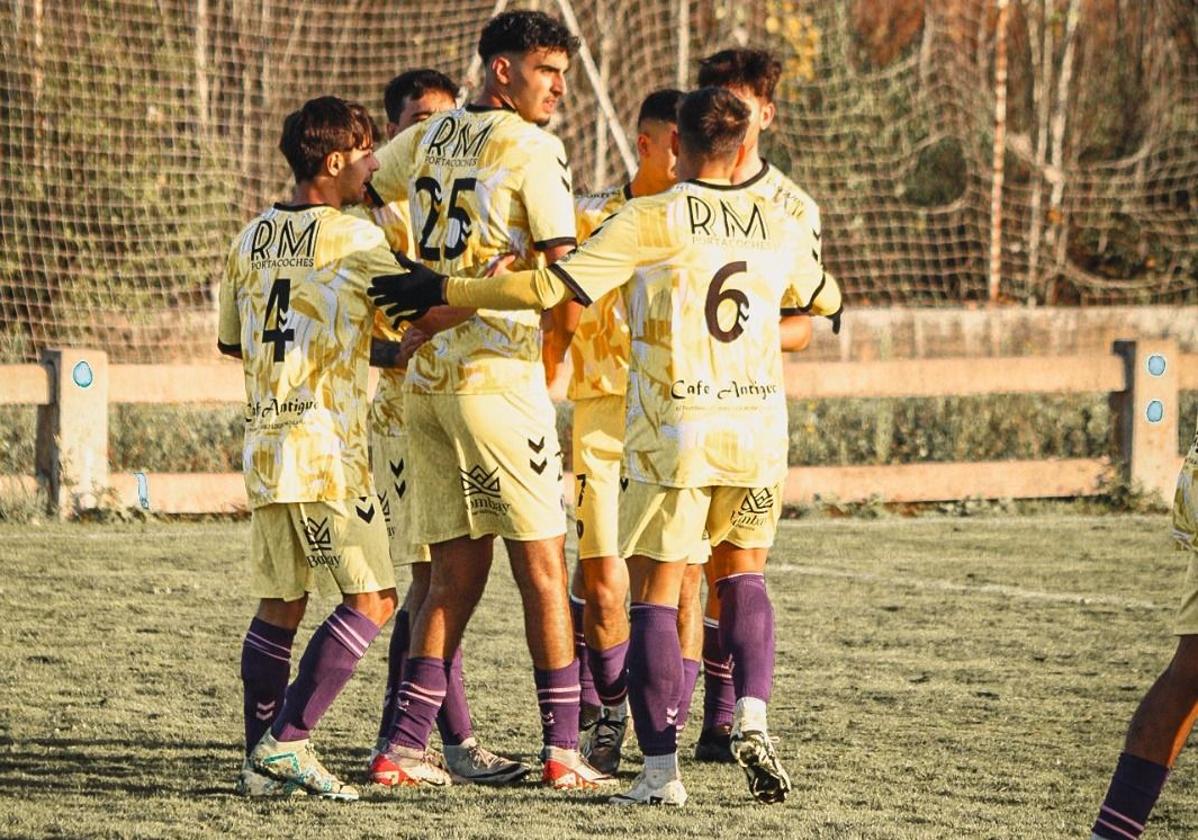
[705,261,750,343]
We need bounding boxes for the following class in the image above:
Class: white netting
[1,0,1195,363]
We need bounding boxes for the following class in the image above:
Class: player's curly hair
[279,96,376,182]
[677,86,751,162]
[698,48,783,103]
[383,69,458,124]
[477,10,580,62]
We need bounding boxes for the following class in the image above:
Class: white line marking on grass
[770,563,1166,610]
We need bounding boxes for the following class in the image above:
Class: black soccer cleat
[693,723,736,764]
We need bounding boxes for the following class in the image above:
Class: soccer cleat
[235,760,307,798]
[248,732,359,801]
[609,769,688,807]
[694,723,736,763]
[443,738,529,785]
[540,745,617,790]
[730,729,791,805]
[579,701,602,736]
[368,743,452,787]
[582,707,627,776]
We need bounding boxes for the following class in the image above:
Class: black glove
[369,253,447,326]
[829,307,842,335]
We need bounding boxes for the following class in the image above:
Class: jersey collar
[272,202,331,211]
[465,102,516,114]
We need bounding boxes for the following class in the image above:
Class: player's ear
[325,150,344,178]
[491,54,512,86]
[670,129,680,158]
[760,100,776,132]
[636,131,651,159]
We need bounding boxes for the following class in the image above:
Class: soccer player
[366,69,524,785]
[551,87,706,776]
[1089,425,1198,839]
[218,96,403,800]
[364,11,610,789]
[690,46,820,763]
[370,86,843,805]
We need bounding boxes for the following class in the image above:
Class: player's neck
[628,168,671,198]
[730,148,765,186]
[289,181,339,211]
[472,85,515,115]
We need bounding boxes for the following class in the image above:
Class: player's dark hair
[697,48,783,103]
[279,96,376,182]
[677,87,750,162]
[637,88,684,128]
[477,10,580,63]
[383,69,458,124]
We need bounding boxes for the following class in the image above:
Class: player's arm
[217,247,243,359]
[525,136,580,352]
[370,338,405,368]
[778,313,813,352]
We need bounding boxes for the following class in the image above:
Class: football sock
[375,607,410,742]
[389,656,447,751]
[627,603,682,757]
[589,639,629,708]
[675,657,702,733]
[571,594,600,710]
[701,618,736,729]
[435,645,473,747]
[717,573,775,704]
[272,604,379,743]
[535,661,582,750]
[240,617,295,755]
[1091,752,1169,840]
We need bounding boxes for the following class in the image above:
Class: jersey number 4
[705,261,750,343]
[415,176,476,262]
[263,277,294,362]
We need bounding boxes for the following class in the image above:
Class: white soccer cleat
[540,745,618,789]
[248,732,359,801]
[609,769,688,806]
[235,759,307,798]
[368,743,453,788]
[443,737,529,785]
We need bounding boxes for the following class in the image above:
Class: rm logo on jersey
[731,488,775,528]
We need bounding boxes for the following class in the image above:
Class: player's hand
[485,252,517,277]
[398,326,430,367]
[369,253,447,326]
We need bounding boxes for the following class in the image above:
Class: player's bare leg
[695,562,736,762]
[708,543,790,804]
[577,553,631,773]
[1091,635,1198,839]
[610,556,689,806]
[507,536,612,787]
[675,564,704,737]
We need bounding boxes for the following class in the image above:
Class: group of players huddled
[216,8,1198,831]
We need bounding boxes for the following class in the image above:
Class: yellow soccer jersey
[371,104,577,395]
[741,160,825,311]
[445,179,839,488]
[218,204,401,508]
[568,184,632,401]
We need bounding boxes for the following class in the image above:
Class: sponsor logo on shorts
[302,516,341,568]
[378,492,394,538]
[460,465,510,516]
[731,488,775,528]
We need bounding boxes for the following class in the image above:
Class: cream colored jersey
[568,185,632,401]
[547,179,833,489]
[742,160,825,311]
[218,204,401,508]
[371,104,576,395]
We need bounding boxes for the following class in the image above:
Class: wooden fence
[0,340,1191,517]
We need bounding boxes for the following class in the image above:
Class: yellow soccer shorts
[573,394,624,560]
[249,497,395,602]
[371,428,432,566]
[406,389,567,544]
[618,479,784,563]
[1171,459,1198,635]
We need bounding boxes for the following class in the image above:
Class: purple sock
[435,645,473,746]
[701,618,735,729]
[588,639,629,707]
[389,656,447,750]
[1092,752,1169,839]
[535,661,581,749]
[571,595,600,709]
[717,573,775,704]
[376,608,410,742]
[675,658,702,734]
[627,603,682,757]
[271,605,380,743]
[240,618,295,754]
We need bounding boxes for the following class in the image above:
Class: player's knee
[1165,638,1198,695]
[585,578,627,620]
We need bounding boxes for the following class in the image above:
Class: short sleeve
[548,201,665,305]
[523,134,577,251]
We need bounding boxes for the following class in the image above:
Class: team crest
[302,516,332,552]
[461,465,509,516]
[731,488,775,529]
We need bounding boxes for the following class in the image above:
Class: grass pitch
[0,515,1195,838]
